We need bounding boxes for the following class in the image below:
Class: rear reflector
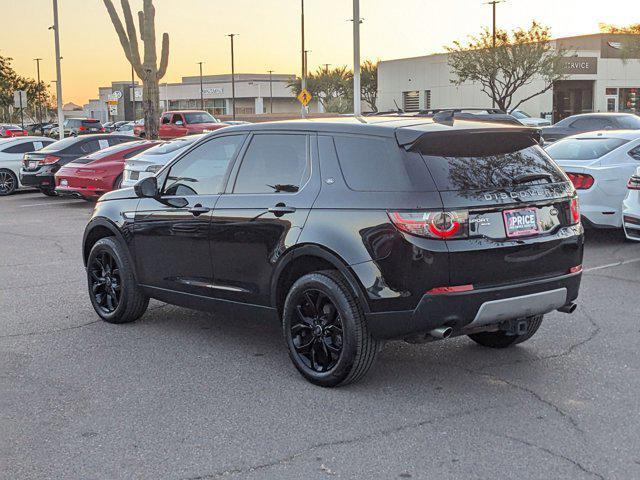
[624,215,640,226]
[427,284,474,294]
[566,172,594,190]
[569,265,582,274]
[570,197,580,224]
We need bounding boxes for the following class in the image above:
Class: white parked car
[622,167,640,241]
[510,109,551,127]
[121,134,204,188]
[0,136,55,195]
[111,122,136,136]
[545,130,640,228]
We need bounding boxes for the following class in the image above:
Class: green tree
[446,22,566,111]
[360,60,378,112]
[0,55,54,123]
[289,66,353,113]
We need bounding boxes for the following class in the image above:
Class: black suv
[20,134,135,196]
[82,117,584,386]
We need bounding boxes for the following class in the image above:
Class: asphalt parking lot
[2,191,640,480]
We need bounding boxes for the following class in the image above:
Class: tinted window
[2,142,33,154]
[40,136,80,152]
[163,135,245,196]
[546,137,629,160]
[571,117,613,130]
[616,115,640,129]
[79,140,103,154]
[333,135,435,192]
[423,146,566,191]
[171,114,183,124]
[161,115,171,124]
[184,112,217,124]
[233,134,308,194]
[81,119,101,126]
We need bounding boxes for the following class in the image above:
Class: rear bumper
[55,185,101,199]
[365,271,582,340]
[19,168,56,189]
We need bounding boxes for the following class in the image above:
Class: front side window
[233,134,308,194]
[171,114,183,124]
[163,135,245,196]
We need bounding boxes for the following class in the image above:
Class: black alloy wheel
[0,170,17,196]
[290,289,344,373]
[89,250,122,315]
[283,271,379,387]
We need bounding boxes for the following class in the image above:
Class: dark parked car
[62,118,106,136]
[82,117,584,386]
[541,112,640,143]
[20,134,135,196]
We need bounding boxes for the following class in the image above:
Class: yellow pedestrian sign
[297,89,312,106]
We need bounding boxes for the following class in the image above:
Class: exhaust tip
[558,302,577,314]
[429,326,453,339]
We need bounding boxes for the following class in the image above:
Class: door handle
[268,203,297,217]
[188,204,211,216]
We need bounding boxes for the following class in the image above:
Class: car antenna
[433,110,455,126]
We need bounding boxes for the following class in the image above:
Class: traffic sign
[297,89,312,107]
[13,90,27,109]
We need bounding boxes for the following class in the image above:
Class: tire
[87,237,149,324]
[282,270,379,387]
[0,169,18,196]
[468,315,544,348]
[39,187,57,197]
[113,174,123,190]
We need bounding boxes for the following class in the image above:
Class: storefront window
[619,88,640,114]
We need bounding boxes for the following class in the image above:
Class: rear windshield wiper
[513,173,553,185]
[267,184,299,193]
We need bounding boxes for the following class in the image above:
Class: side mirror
[134,176,158,198]
[174,120,184,126]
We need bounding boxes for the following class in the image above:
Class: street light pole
[352,0,362,116]
[267,70,274,113]
[198,61,204,111]
[485,0,504,108]
[227,34,237,120]
[51,0,64,139]
[300,0,306,118]
[34,58,42,124]
[131,64,136,121]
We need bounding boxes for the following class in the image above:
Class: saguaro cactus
[103,0,169,139]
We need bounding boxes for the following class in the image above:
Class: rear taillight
[100,128,106,133]
[42,155,61,165]
[388,210,469,239]
[566,172,594,190]
[6,130,14,137]
[569,197,580,224]
[627,175,640,190]
[78,126,86,131]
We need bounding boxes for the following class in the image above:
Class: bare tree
[103,0,169,138]
[446,22,566,112]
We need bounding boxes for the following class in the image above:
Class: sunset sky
[1,0,636,105]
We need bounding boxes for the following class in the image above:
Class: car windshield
[144,136,201,155]
[616,115,640,129]
[545,137,629,160]
[184,112,217,124]
[511,110,530,119]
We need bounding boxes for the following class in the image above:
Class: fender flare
[270,244,371,313]
[82,217,133,268]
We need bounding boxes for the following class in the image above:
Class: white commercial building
[377,33,640,123]
[86,73,318,123]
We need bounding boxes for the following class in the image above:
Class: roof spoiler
[396,126,542,157]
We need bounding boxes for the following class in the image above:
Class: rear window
[616,115,640,129]
[40,136,80,152]
[422,146,565,191]
[332,135,435,192]
[82,119,101,126]
[72,141,148,164]
[145,136,200,155]
[546,138,628,160]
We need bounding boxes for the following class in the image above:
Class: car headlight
[145,164,163,173]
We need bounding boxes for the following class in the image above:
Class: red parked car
[54,140,159,200]
[0,124,28,138]
[135,110,227,139]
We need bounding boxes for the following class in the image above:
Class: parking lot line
[19,200,87,208]
[584,257,640,272]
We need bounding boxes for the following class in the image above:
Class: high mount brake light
[570,197,580,224]
[566,172,594,190]
[389,210,469,239]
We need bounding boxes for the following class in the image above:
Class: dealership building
[377,33,640,122]
[84,73,318,123]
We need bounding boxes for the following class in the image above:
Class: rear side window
[333,135,435,192]
[233,134,309,194]
[422,146,566,191]
[570,117,613,130]
[2,142,33,154]
[546,138,628,160]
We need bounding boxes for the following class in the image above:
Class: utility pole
[51,0,64,139]
[197,61,205,111]
[485,0,504,108]
[131,64,136,120]
[227,34,237,120]
[267,70,274,113]
[352,0,362,116]
[304,50,311,77]
[34,58,42,125]
[300,0,306,118]
[323,63,331,72]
